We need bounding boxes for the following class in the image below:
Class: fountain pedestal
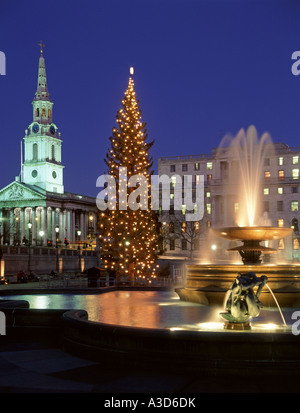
[227,240,276,265]
[214,226,291,265]
[223,320,252,330]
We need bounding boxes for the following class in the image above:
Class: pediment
[0,181,46,202]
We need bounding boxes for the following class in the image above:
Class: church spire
[34,41,50,102]
[22,44,64,194]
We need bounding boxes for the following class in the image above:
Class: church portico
[0,188,97,248]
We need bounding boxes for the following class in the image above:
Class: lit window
[194,221,200,231]
[291,201,299,212]
[194,163,200,171]
[292,169,299,180]
[263,188,269,195]
[278,239,285,250]
[278,170,284,180]
[293,238,299,250]
[278,187,283,194]
[181,205,186,215]
[206,162,213,170]
[278,219,284,227]
[182,222,186,233]
[278,157,284,166]
[206,203,211,214]
[207,174,212,183]
[206,191,211,197]
[265,171,271,180]
[170,194,174,199]
[293,156,299,165]
[171,176,176,188]
[195,175,201,185]
[42,107,46,117]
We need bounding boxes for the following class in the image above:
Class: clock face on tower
[32,123,39,134]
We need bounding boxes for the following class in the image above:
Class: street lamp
[28,222,32,247]
[55,225,59,248]
[27,222,32,272]
[39,230,44,246]
[77,229,81,250]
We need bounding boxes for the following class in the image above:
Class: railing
[0,245,97,257]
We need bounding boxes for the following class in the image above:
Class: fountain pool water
[4,290,292,332]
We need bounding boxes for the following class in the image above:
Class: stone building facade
[158,142,300,262]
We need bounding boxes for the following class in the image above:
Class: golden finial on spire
[38,40,45,56]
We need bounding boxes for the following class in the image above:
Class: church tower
[22,43,64,194]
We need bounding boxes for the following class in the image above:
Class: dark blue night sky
[1,0,300,197]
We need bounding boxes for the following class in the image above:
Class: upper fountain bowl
[212,226,292,241]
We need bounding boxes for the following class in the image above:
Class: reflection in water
[4,291,294,331]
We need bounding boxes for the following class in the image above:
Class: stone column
[80,211,84,243]
[20,208,25,244]
[59,209,63,245]
[31,207,36,246]
[71,209,76,244]
[51,208,56,246]
[66,209,71,242]
[9,209,14,245]
[42,207,48,246]
[0,208,3,245]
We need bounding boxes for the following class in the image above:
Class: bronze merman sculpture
[220,272,268,329]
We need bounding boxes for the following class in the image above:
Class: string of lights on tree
[98,68,162,282]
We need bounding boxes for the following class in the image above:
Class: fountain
[176,126,300,308]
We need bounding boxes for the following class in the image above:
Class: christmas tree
[98,68,162,283]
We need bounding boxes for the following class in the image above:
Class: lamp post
[89,215,94,248]
[77,229,81,250]
[28,222,32,272]
[39,230,44,247]
[55,225,60,273]
[28,222,32,247]
[55,225,59,248]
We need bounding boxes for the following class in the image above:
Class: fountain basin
[177,264,300,307]
[2,289,300,378]
[61,303,300,376]
[212,226,292,241]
